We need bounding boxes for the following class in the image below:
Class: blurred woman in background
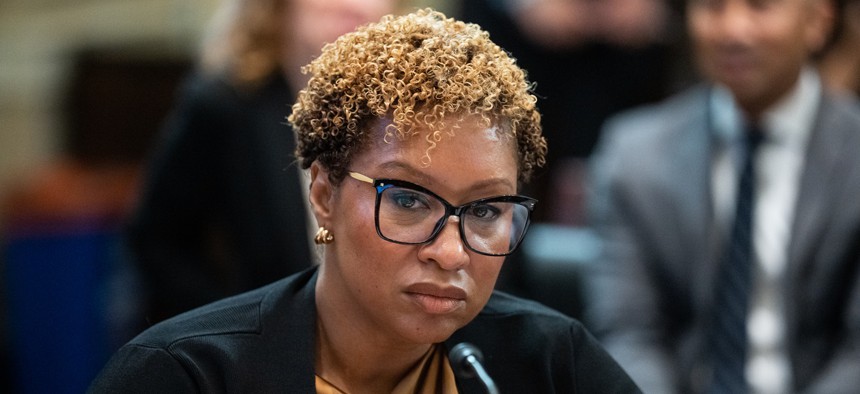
[127,0,398,323]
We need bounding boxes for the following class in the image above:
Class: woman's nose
[417,216,470,270]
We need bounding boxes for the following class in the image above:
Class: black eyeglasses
[347,171,537,256]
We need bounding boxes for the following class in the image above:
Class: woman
[128,0,397,322]
[91,9,640,393]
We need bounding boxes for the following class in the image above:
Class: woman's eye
[470,204,501,220]
[389,190,430,210]
[394,194,417,208]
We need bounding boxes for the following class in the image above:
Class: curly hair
[288,8,547,184]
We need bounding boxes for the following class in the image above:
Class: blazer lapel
[669,89,722,310]
[787,94,851,280]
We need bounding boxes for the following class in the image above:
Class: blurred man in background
[586,0,860,392]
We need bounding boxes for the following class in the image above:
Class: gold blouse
[315,343,458,394]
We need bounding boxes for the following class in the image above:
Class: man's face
[687,0,832,115]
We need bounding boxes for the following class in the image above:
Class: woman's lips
[405,283,467,314]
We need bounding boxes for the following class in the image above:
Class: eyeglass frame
[347,171,537,256]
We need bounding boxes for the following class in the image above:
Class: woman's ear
[308,161,335,225]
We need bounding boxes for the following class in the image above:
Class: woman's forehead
[355,115,518,178]
[365,113,512,142]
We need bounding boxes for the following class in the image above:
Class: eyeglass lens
[376,185,529,255]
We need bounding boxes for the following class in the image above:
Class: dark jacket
[127,72,312,322]
[89,267,640,393]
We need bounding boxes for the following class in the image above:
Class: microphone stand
[448,343,500,394]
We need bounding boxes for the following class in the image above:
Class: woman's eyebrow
[375,161,514,191]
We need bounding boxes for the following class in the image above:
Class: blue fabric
[5,225,117,394]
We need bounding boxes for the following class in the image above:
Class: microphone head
[448,342,484,379]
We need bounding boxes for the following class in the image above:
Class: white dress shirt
[709,67,821,394]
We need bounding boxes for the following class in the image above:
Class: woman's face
[314,116,519,346]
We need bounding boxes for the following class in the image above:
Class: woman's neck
[314,269,432,393]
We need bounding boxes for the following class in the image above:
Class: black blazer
[127,72,313,322]
[89,267,640,393]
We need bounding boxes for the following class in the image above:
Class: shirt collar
[709,66,821,149]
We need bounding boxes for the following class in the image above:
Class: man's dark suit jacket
[585,84,860,393]
[89,267,640,393]
[127,72,313,322]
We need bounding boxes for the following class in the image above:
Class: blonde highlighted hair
[289,8,547,183]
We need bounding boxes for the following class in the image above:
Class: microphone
[448,342,500,394]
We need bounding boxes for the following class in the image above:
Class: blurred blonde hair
[199,0,285,87]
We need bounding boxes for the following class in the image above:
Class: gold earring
[314,226,334,245]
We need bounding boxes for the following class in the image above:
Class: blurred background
[0,2,219,392]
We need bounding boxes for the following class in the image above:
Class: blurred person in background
[127,0,399,323]
[456,0,686,318]
[585,0,860,392]
[459,0,684,226]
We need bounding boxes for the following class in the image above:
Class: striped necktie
[709,125,764,394]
